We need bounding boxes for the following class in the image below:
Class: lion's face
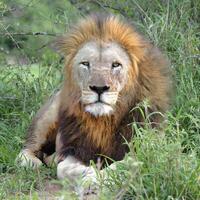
[72,41,131,116]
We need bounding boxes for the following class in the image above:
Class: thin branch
[1,32,59,37]
[1,23,31,63]
[1,24,21,49]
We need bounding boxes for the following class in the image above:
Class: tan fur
[17,14,172,169]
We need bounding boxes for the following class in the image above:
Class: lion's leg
[55,130,96,181]
[57,155,99,199]
[16,91,61,168]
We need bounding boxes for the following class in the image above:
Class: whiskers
[81,90,97,104]
[82,90,119,105]
[115,93,123,104]
[101,92,118,105]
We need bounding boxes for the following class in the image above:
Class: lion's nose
[89,85,110,95]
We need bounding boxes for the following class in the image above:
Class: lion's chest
[58,111,131,165]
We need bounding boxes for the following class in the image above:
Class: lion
[16,14,172,183]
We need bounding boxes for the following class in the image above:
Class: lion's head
[58,14,172,118]
[72,41,131,116]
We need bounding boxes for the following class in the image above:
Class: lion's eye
[80,61,90,68]
[112,62,122,69]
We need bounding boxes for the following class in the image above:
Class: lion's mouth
[88,100,110,106]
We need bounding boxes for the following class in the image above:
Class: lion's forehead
[74,41,130,67]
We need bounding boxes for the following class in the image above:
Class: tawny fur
[17,14,172,169]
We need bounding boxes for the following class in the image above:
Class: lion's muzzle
[81,88,118,116]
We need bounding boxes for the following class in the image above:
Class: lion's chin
[85,102,113,117]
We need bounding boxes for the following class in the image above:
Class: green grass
[0,0,200,199]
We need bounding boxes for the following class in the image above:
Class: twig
[1,24,21,49]
[1,32,59,37]
[1,23,31,63]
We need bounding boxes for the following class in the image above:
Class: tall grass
[0,0,199,199]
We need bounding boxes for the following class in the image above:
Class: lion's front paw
[16,149,42,168]
[57,156,100,199]
[57,156,95,181]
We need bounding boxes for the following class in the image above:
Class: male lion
[17,14,172,182]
